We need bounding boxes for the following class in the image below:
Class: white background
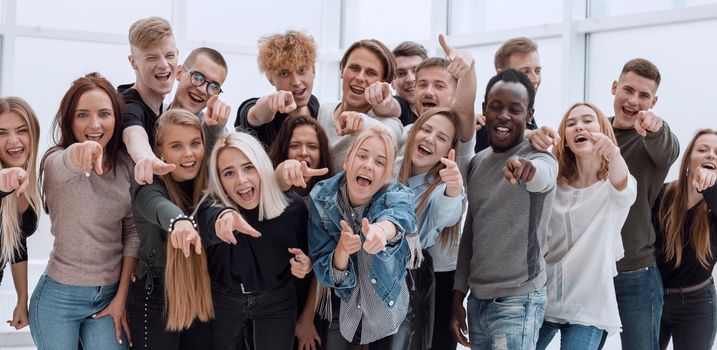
[1,0,717,348]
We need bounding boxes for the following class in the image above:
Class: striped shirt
[332,178,409,344]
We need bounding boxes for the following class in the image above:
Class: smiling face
[174,53,227,114]
[393,55,424,104]
[218,147,261,210]
[688,134,717,183]
[483,81,532,153]
[611,71,658,129]
[269,66,315,108]
[410,113,455,175]
[344,136,389,207]
[71,89,115,149]
[504,51,542,91]
[0,112,31,168]
[563,105,602,157]
[288,124,320,170]
[414,66,456,115]
[341,47,385,112]
[129,36,178,97]
[159,125,204,182]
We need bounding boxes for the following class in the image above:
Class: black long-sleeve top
[654,183,717,288]
[0,190,38,284]
[198,192,309,294]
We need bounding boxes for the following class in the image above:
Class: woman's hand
[215,209,261,244]
[170,220,202,257]
[288,248,312,278]
[92,296,130,345]
[7,302,28,330]
[0,167,28,195]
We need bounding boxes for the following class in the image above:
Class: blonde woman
[0,97,40,330]
[127,109,213,349]
[198,131,312,349]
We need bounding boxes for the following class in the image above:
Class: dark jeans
[324,288,414,350]
[211,281,296,350]
[126,275,211,350]
[659,282,717,350]
[430,270,457,350]
[614,265,663,350]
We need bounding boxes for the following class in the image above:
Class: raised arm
[439,34,477,142]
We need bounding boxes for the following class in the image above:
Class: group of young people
[0,15,713,350]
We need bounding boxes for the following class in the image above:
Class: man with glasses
[170,47,231,148]
[234,30,319,149]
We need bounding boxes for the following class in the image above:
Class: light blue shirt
[408,173,464,249]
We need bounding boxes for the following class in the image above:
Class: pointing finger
[438,34,455,59]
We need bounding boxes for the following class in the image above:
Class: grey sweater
[454,140,557,299]
[43,144,139,286]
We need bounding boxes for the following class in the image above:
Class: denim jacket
[308,172,416,307]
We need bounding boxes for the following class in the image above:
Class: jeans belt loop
[664,277,713,295]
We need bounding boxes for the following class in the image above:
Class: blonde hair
[128,16,173,50]
[207,132,288,220]
[659,129,717,268]
[344,126,397,188]
[553,102,617,185]
[153,109,214,330]
[398,108,461,248]
[0,97,40,264]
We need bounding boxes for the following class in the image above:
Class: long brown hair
[0,97,41,264]
[659,129,717,268]
[155,109,214,330]
[268,115,333,192]
[398,107,461,248]
[553,102,617,185]
[39,72,126,213]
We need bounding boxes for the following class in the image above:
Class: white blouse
[543,176,636,335]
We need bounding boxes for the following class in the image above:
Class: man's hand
[529,126,560,152]
[439,34,474,79]
[450,291,469,347]
[475,113,486,132]
[215,209,261,244]
[634,110,663,137]
[336,111,365,136]
[365,82,393,109]
[204,95,231,127]
[268,90,297,114]
[134,157,176,185]
[503,156,536,184]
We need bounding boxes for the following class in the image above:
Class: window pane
[467,37,562,130]
[450,0,563,35]
[343,0,432,46]
[187,0,325,47]
[590,0,717,17]
[17,0,172,34]
[586,19,717,180]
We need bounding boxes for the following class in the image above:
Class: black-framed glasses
[186,68,223,96]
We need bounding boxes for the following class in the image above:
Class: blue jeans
[29,274,127,350]
[536,321,605,350]
[614,265,663,350]
[466,287,547,350]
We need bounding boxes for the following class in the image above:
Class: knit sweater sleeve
[643,120,680,169]
[132,182,185,237]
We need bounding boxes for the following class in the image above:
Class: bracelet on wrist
[168,214,196,233]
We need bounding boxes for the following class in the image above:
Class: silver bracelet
[168,214,196,232]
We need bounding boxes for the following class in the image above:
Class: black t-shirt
[234,95,320,150]
[198,192,310,294]
[0,190,38,284]
[395,95,419,126]
[474,116,539,153]
[654,184,717,288]
[118,84,163,148]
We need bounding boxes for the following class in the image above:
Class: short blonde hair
[206,132,288,220]
[344,126,397,187]
[128,16,173,50]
